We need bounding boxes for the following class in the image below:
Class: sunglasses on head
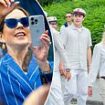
[4,17,29,29]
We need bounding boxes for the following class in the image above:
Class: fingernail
[8,2,11,7]
[15,1,20,4]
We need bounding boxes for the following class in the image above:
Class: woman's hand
[32,31,50,62]
[32,31,51,72]
[0,0,11,7]
[0,0,19,17]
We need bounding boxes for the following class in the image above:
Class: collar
[71,23,84,31]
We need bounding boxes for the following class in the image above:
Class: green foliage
[38,0,53,6]
[44,0,105,47]
[38,0,66,6]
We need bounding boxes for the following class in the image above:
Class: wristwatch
[39,68,53,84]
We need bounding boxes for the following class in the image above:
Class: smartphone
[29,15,45,46]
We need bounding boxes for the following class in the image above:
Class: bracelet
[39,62,53,84]
[40,69,53,84]
[38,60,50,72]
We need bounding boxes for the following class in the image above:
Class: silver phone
[29,15,45,46]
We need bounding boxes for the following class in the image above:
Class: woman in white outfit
[88,31,105,105]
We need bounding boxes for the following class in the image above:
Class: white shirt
[60,24,92,70]
[60,23,71,35]
[88,42,105,86]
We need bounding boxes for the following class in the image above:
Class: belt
[100,76,105,80]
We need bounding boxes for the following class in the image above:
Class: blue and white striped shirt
[0,53,53,105]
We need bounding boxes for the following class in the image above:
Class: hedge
[44,0,105,47]
[38,0,66,6]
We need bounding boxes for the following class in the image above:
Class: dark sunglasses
[49,22,57,25]
[51,23,57,25]
[66,16,72,18]
[4,17,29,29]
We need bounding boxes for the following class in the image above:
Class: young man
[60,8,92,105]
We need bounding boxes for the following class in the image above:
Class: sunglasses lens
[5,19,17,28]
[20,17,29,27]
[4,17,29,29]
[51,23,57,25]
[66,16,71,18]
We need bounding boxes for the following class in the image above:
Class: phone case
[29,15,45,46]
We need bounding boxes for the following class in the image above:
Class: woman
[0,5,53,105]
[0,0,54,61]
[88,31,105,105]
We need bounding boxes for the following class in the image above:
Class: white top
[60,23,92,70]
[50,26,70,71]
[60,24,71,35]
[88,42,105,86]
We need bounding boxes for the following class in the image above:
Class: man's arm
[87,47,92,73]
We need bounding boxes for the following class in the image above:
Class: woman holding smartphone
[0,3,53,105]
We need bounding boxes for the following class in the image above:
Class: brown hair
[0,6,32,71]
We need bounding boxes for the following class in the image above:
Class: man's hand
[59,62,65,76]
[65,70,71,80]
[59,62,71,80]
[88,86,93,96]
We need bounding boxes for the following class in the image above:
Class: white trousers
[63,69,88,105]
[45,70,64,105]
[99,78,105,105]
[61,76,66,93]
